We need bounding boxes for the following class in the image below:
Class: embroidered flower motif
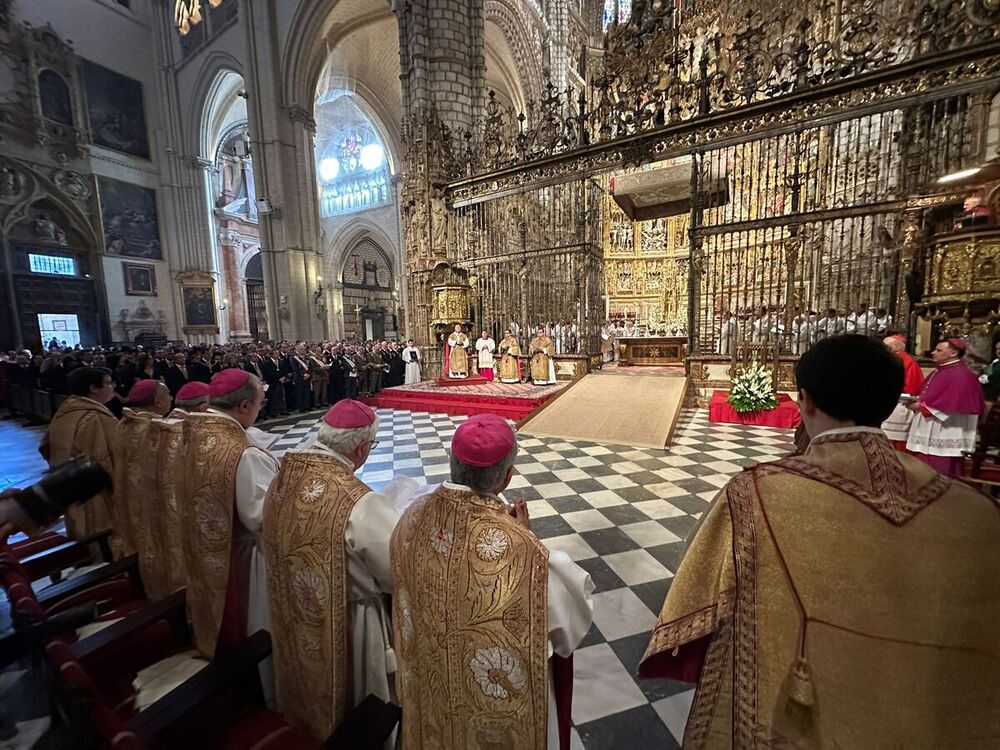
[475,527,510,562]
[196,502,228,542]
[198,436,218,455]
[398,593,414,643]
[168,437,181,451]
[469,647,526,700]
[300,479,326,504]
[429,527,453,556]
[292,568,328,616]
[300,632,321,653]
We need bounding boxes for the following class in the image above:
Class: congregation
[5,331,1000,749]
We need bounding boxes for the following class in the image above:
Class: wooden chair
[961,401,1000,490]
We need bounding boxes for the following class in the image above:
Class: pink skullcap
[209,368,251,397]
[127,379,159,406]
[176,381,210,401]
[947,337,967,353]
[323,399,376,429]
[452,414,516,468]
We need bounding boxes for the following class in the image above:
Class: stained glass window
[314,92,391,218]
[603,0,631,31]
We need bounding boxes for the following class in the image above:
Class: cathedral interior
[1,0,999,747]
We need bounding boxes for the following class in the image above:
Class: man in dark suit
[152,349,170,380]
[326,346,344,405]
[279,343,297,412]
[163,352,190,396]
[261,347,287,417]
[386,342,405,387]
[187,348,212,384]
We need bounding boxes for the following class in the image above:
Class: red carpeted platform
[708,390,801,429]
[364,380,567,419]
[434,374,491,387]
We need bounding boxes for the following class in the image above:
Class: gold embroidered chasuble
[180,415,251,658]
[391,486,551,750]
[112,408,154,555]
[44,396,119,543]
[498,336,521,382]
[137,418,187,600]
[262,451,370,740]
[639,431,1000,749]
[447,332,470,377]
[529,335,555,382]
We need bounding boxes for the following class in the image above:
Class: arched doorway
[340,237,395,341]
[245,251,267,340]
[2,200,104,350]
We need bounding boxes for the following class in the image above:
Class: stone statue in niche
[119,308,129,322]
[408,198,429,258]
[32,213,67,244]
[430,190,448,256]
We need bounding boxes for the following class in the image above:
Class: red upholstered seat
[220,709,321,750]
[7,530,70,559]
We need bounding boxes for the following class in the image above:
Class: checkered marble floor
[266,406,795,748]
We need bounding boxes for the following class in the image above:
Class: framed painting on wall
[98,176,162,260]
[83,60,150,159]
[181,285,217,329]
[123,262,156,296]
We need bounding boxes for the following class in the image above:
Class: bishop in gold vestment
[498,330,522,384]
[181,370,276,658]
[391,414,593,750]
[446,324,470,378]
[529,328,556,385]
[639,336,1000,748]
[112,380,171,555]
[263,400,418,741]
[41,367,119,544]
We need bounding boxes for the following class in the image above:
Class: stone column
[239,0,324,342]
[396,0,487,353]
[895,207,923,344]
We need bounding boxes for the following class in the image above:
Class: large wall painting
[83,61,150,159]
[181,286,217,329]
[97,176,162,260]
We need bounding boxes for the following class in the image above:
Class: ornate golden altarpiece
[399,0,1000,381]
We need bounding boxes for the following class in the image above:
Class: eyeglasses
[369,440,380,450]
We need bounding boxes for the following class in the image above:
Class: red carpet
[363,380,567,419]
[708,390,801,429]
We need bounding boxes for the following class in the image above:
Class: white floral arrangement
[654,316,688,335]
[727,361,778,413]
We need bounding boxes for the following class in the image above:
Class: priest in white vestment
[263,400,418,742]
[402,339,422,385]
[717,311,737,355]
[475,330,496,381]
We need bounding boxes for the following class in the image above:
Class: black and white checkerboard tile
[264,407,795,748]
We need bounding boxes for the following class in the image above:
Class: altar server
[717,311,737,355]
[391,414,594,750]
[402,339,422,385]
[264,400,417,741]
[498,329,523,383]
[181,369,276,657]
[476,329,497,380]
[906,338,984,477]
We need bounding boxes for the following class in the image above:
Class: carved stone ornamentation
[53,170,90,201]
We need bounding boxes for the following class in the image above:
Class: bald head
[883,336,904,354]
